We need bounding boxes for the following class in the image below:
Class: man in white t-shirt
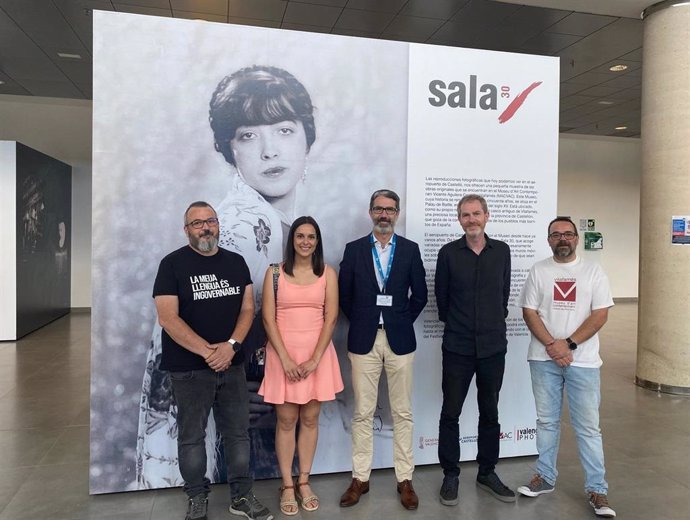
[517,217,616,518]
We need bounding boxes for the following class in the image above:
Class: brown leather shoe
[339,478,369,507]
[397,479,419,510]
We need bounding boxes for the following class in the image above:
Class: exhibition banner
[406,45,558,458]
[90,11,558,494]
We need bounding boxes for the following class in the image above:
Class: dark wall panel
[15,142,71,338]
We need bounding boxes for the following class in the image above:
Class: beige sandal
[295,478,319,512]
[279,484,298,516]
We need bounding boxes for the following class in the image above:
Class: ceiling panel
[0,0,647,137]
[225,16,281,28]
[297,0,347,6]
[619,48,642,61]
[110,0,170,7]
[557,18,643,81]
[450,0,522,23]
[590,59,642,75]
[402,0,470,19]
[18,78,85,98]
[499,0,649,19]
[0,0,86,49]
[345,0,407,13]
[284,2,340,27]
[53,1,113,54]
[383,15,445,41]
[565,71,612,87]
[607,87,641,100]
[559,93,598,110]
[171,1,227,15]
[545,12,617,36]
[575,85,621,97]
[228,0,287,22]
[112,4,171,16]
[281,21,331,33]
[174,11,228,23]
[519,31,581,54]
[331,27,381,39]
[335,8,396,32]
[601,74,641,89]
[0,70,31,95]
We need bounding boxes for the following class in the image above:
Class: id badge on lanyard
[372,234,396,307]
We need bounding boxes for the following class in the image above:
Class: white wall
[0,95,643,303]
[558,134,641,298]
[0,142,17,338]
[0,94,92,307]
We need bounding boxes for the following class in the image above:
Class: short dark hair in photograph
[283,216,325,277]
[209,65,316,166]
[369,189,400,210]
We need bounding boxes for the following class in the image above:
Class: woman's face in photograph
[231,120,309,199]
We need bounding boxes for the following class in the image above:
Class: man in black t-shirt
[153,201,273,520]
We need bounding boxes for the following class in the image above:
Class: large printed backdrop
[91,11,558,494]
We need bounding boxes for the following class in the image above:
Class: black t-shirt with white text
[153,245,252,371]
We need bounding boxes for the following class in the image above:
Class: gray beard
[553,245,573,258]
[374,222,394,235]
[194,235,218,252]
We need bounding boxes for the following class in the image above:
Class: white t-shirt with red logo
[519,255,614,368]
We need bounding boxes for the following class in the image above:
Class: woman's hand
[281,356,301,383]
[297,358,319,379]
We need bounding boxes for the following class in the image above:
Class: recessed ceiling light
[0,80,5,85]
[57,52,82,59]
[609,64,628,72]
[598,100,615,105]
[615,126,628,130]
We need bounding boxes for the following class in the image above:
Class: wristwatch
[228,338,242,353]
[566,337,578,350]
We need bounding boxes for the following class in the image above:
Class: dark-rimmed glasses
[185,218,219,229]
[371,206,398,216]
[548,231,577,241]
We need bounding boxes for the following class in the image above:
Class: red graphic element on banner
[498,81,542,124]
[554,281,576,302]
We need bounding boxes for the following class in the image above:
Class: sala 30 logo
[428,76,542,124]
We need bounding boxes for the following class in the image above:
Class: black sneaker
[185,494,208,520]
[439,475,459,506]
[476,472,516,503]
[229,492,274,520]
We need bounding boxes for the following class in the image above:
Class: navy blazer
[339,233,428,355]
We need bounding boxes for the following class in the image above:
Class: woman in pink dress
[259,216,343,515]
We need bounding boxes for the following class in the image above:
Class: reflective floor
[0,303,688,519]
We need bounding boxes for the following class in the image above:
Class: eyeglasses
[371,206,398,216]
[185,217,219,229]
[548,231,577,241]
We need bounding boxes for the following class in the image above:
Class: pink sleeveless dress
[259,266,344,404]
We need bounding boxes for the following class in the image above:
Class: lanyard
[371,234,396,293]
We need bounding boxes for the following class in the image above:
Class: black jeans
[438,350,505,477]
[170,365,252,499]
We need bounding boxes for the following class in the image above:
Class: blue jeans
[170,365,251,499]
[529,360,608,494]
[438,351,505,477]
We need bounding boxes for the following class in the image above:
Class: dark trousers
[438,350,505,477]
[170,365,252,499]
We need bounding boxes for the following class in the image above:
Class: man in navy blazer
[338,189,427,511]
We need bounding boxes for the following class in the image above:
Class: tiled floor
[0,303,688,519]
